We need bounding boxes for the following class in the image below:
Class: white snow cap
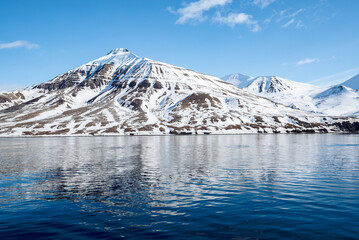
[107,48,130,55]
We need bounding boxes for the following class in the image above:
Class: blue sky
[1,0,359,91]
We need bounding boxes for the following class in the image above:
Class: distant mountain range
[221,74,359,117]
[0,48,358,136]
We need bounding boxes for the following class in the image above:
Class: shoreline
[0,131,357,138]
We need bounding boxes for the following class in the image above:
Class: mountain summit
[221,73,252,87]
[107,48,130,54]
[0,50,358,136]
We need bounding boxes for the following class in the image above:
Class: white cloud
[265,9,287,24]
[282,18,295,28]
[297,58,318,65]
[274,8,305,29]
[288,9,304,18]
[0,40,39,50]
[174,0,232,24]
[213,12,261,32]
[276,9,304,23]
[253,0,276,9]
[282,18,304,29]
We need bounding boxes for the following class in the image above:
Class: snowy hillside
[313,85,359,116]
[222,74,359,117]
[0,49,358,136]
[340,74,359,90]
[221,73,253,88]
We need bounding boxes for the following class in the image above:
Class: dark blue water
[0,134,358,239]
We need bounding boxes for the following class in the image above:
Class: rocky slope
[0,49,358,136]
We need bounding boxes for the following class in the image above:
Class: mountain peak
[341,74,359,90]
[221,73,252,88]
[107,48,130,55]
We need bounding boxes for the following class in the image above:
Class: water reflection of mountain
[1,135,355,206]
[0,135,357,207]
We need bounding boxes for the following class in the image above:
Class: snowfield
[222,74,359,117]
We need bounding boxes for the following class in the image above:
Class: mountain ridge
[0,49,358,136]
[222,73,359,117]
[340,74,359,90]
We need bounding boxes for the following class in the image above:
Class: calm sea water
[0,134,358,240]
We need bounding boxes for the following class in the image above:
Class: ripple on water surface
[0,134,358,239]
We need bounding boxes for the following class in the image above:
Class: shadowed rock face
[0,49,358,136]
[36,72,84,91]
[1,96,44,114]
[36,64,114,92]
[333,121,359,132]
[178,93,221,110]
[0,96,10,103]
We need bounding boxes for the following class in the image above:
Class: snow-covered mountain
[313,85,359,116]
[222,74,359,117]
[221,73,253,88]
[0,49,358,136]
[340,74,359,90]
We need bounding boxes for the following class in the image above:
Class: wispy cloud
[297,58,318,65]
[267,8,305,29]
[282,18,295,28]
[0,40,39,50]
[288,9,304,18]
[213,12,261,32]
[173,0,232,24]
[253,0,276,9]
[309,67,359,86]
[281,18,304,29]
[265,9,287,24]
